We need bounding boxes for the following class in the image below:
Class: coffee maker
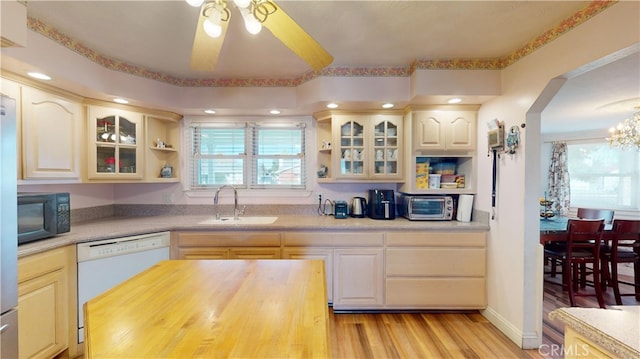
[367,189,396,220]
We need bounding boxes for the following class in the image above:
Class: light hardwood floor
[329,310,546,358]
[329,265,639,359]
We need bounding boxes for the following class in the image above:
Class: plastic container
[428,174,441,189]
[434,162,456,175]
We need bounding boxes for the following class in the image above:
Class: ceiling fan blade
[190,10,229,71]
[262,3,333,71]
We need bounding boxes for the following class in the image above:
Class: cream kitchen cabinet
[282,231,384,309]
[171,231,282,260]
[314,111,403,182]
[87,105,143,181]
[18,246,76,359]
[282,232,335,304]
[385,231,486,309]
[21,86,84,180]
[1,76,84,181]
[333,248,384,309]
[408,106,478,152]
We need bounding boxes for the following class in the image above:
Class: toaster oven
[398,194,454,221]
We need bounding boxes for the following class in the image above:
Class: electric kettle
[351,197,366,218]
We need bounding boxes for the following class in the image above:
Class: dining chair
[576,208,615,287]
[577,208,614,224]
[600,219,640,305]
[544,219,606,308]
[544,208,614,280]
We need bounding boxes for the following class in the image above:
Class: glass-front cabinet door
[88,106,143,180]
[334,116,367,179]
[371,115,402,179]
[331,113,403,180]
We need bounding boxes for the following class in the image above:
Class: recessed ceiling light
[326,103,338,109]
[113,98,129,104]
[382,103,394,109]
[204,109,216,114]
[27,72,51,80]
[269,109,281,115]
[448,98,462,104]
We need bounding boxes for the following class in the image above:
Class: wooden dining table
[540,217,639,300]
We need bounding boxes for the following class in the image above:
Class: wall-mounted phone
[487,119,504,151]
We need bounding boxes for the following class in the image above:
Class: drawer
[386,277,486,308]
[283,232,383,247]
[176,231,281,247]
[386,231,486,247]
[386,248,485,276]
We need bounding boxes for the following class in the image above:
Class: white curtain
[548,142,570,215]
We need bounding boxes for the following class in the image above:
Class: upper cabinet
[21,87,84,180]
[87,105,144,181]
[400,106,479,194]
[314,111,403,182]
[410,107,478,152]
[1,76,84,182]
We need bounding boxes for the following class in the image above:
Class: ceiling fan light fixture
[186,0,205,7]
[239,7,262,35]
[204,16,223,38]
[232,0,251,9]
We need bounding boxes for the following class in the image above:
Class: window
[567,141,640,210]
[189,121,306,190]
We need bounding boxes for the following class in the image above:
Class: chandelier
[186,0,277,38]
[607,109,640,151]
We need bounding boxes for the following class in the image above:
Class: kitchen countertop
[549,306,640,359]
[18,214,489,257]
[84,259,330,358]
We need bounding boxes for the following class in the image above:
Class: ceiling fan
[186,0,333,72]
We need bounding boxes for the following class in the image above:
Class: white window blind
[189,121,306,190]
[250,123,306,189]
[567,141,640,210]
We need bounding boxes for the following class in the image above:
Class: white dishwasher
[77,231,170,343]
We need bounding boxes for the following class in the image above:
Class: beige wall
[477,1,639,348]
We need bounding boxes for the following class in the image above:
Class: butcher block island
[83,260,330,358]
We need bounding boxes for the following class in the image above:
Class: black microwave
[17,192,70,245]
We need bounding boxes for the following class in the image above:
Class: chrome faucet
[214,185,243,220]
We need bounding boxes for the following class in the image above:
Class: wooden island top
[84,259,330,358]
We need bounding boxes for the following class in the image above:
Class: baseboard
[481,307,542,349]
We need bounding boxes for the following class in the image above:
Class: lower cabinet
[333,248,384,309]
[282,247,334,304]
[385,231,487,309]
[18,246,77,359]
[282,231,384,309]
[172,229,486,310]
[172,231,282,260]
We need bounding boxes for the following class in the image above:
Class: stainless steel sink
[198,216,278,225]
